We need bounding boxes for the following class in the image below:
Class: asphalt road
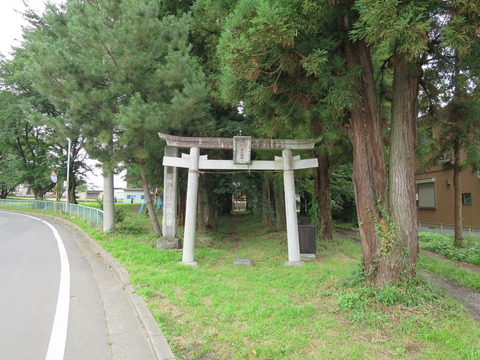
[0,211,173,360]
[0,211,111,360]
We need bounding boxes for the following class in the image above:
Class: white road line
[19,214,71,360]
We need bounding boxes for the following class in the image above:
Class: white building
[123,188,154,204]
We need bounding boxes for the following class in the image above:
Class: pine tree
[23,0,208,232]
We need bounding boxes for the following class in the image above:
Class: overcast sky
[0,0,62,58]
[1,0,127,189]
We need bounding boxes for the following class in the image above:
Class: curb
[77,227,176,360]
[4,210,176,360]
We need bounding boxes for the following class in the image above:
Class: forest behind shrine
[1,0,480,286]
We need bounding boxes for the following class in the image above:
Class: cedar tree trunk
[197,173,206,232]
[139,164,161,235]
[315,152,334,241]
[385,54,420,283]
[274,182,286,231]
[453,139,463,246]
[345,27,389,285]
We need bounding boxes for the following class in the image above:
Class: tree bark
[315,153,334,241]
[274,181,286,231]
[453,139,463,246]
[261,177,275,227]
[68,165,78,204]
[197,173,206,232]
[178,187,186,228]
[344,24,389,285]
[33,182,56,200]
[386,54,421,282]
[139,164,161,235]
[204,183,216,229]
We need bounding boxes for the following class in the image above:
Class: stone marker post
[157,146,180,249]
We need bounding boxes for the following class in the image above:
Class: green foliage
[114,207,127,224]
[337,271,458,331]
[115,220,146,235]
[329,164,356,223]
[352,0,431,60]
[218,0,352,140]
[0,152,22,198]
[113,210,160,235]
[24,0,209,168]
[95,198,103,210]
[22,0,209,231]
[419,232,480,266]
[0,47,87,200]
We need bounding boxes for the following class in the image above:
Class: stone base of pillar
[156,237,180,249]
[178,261,199,267]
[284,260,305,267]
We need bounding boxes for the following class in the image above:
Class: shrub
[419,232,480,266]
[114,207,126,224]
[116,222,145,235]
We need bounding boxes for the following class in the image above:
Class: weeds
[419,253,480,291]
[7,208,479,359]
[97,214,480,359]
[419,232,480,266]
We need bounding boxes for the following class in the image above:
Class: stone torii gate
[157,133,319,266]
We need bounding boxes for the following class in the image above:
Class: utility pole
[65,138,71,212]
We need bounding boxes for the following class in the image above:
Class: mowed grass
[81,212,480,360]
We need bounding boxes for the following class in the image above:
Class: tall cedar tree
[219,0,480,285]
[218,0,354,241]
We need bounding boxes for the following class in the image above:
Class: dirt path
[219,213,244,250]
[422,272,480,323]
[419,250,480,324]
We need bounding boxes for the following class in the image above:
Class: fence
[0,199,103,229]
[418,222,480,237]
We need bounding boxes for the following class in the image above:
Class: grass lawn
[77,212,480,360]
[2,203,478,359]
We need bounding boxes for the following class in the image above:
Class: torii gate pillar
[180,147,200,266]
[283,148,303,266]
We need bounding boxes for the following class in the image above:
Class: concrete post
[157,146,180,249]
[180,147,200,266]
[103,170,115,232]
[282,149,304,266]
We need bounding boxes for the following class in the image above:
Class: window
[462,193,472,206]
[141,195,145,200]
[418,181,436,209]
